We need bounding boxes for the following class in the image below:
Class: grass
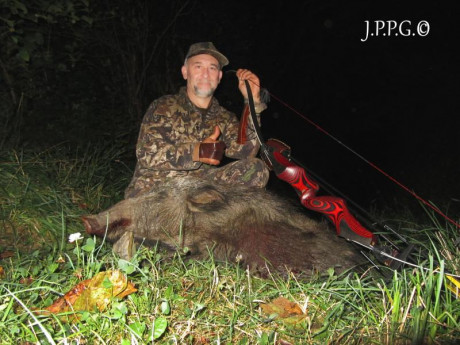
[0,146,459,344]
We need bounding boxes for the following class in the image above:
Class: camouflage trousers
[189,157,269,189]
[125,157,269,199]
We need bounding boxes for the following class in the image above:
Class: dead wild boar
[81,176,363,276]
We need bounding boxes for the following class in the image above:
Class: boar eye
[186,188,226,213]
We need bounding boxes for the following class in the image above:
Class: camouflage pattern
[189,157,269,188]
[125,87,269,198]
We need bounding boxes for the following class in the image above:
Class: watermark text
[361,20,430,42]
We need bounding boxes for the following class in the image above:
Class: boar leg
[112,231,136,260]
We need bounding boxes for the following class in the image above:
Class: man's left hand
[237,69,261,104]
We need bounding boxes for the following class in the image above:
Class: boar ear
[186,187,226,213]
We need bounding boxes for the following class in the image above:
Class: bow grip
[265,138,320,197]
[262,138,291,170]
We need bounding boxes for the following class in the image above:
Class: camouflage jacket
[125,87,266,197]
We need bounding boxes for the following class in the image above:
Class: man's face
[181,54,223,99]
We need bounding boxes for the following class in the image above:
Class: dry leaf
[0,251,14,259]
[260,297,306,325]
[39,270,137,321]
[19,277,35,285]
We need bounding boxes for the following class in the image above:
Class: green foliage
[152,317,168,340]
[0,146,459,343]
[2,0,91,62]
[0,145,130,260]
[1,0,93,148]
[1,0,194,150]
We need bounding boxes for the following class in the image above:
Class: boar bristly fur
[82,176,363,276]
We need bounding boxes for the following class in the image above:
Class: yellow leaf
[260,297,306,325]
[39,270,137,321]
[446,275,460,298]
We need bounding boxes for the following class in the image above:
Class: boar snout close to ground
[81,176,363,277]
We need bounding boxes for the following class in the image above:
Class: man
[125,42,269,198]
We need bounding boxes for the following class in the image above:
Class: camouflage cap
[185,42,229,67]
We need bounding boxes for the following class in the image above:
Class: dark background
[211,0,460,217]
[1,0,459,219]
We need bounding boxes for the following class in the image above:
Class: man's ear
[218,70,223,83]
[181,65,187,80]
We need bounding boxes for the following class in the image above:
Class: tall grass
[0,147,459,344]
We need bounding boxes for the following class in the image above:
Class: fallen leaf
[56,255,66,263]
[19,277,35,285]
[39,270,137,321]
[0,266,4,278]
[260,297,306,325]
[0,251,14,259]
[44,279,88,315]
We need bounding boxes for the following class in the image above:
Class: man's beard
[193,85,216,98]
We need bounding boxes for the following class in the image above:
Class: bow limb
[243,80,376,243]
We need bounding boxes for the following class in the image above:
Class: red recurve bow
[240,79,415,270]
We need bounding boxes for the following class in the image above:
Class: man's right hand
[202,125,221,144]
[195,126,226,165]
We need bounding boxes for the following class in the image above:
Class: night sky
[189,0,460,215]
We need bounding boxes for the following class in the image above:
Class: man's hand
[236,69,261,104]
[202,125,221,144]
[197,126,225,165]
